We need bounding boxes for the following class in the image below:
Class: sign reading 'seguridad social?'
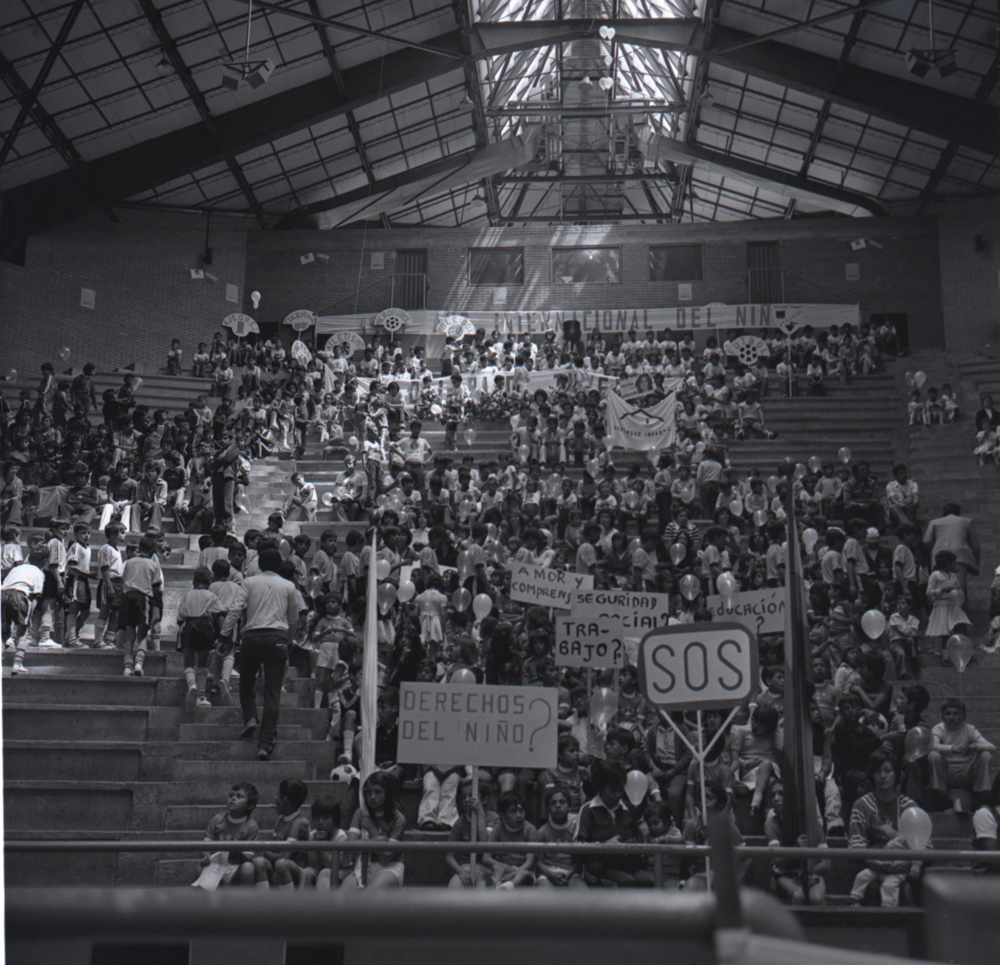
[508,562,593,609]
[396,683,559,769]
[638,623,758,711]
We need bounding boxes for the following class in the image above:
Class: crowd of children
[4,317,1000,900]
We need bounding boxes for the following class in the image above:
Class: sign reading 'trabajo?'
[508,562,593,609]
[396,683,559,768]
[554,589,674,668]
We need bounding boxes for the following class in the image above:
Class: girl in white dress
[926,551,971,663]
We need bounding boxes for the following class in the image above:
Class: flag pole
[360,527,380,789]
[779,458,821,861]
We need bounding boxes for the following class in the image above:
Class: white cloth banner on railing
[315,304,859,337]
[321,365,621,401]
[605,386,679,452]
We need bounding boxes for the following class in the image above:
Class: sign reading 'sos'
[637,622,758,711]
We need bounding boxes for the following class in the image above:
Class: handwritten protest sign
[554,589,674,668]
[638,622,758,711]
[705,587,785,635]
[508,562,593,609]
[396,683,559,768]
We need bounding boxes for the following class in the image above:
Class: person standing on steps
[219,548,303,761]
[210,427,240,534]
[974,395,1000,430]
[923,503,981,601]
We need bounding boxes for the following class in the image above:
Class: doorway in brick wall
[869,312,909,353]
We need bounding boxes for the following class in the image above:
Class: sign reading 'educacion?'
[704,587,785,635]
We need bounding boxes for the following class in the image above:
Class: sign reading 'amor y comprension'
[554,589,674,668]
[508,562,593,609]
[638,623,758,711]
[396,683,559,769]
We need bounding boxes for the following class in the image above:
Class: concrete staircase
[890,350,1000,623]
[5,356,998,896]
[5,646,996,889]
[2,647,353,887]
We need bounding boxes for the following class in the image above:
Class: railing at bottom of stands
[7,839,1000,890]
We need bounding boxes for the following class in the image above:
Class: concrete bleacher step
[2,703,153,741]
[177,722,309,741]
[4,739,338,782]
[1,676,308,708]
[171,759,315,782]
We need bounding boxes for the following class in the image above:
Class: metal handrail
[7,838,999,864]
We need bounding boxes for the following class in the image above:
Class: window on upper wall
[552,247,620,284]
[649,245,703,281]
[469,248,524,286]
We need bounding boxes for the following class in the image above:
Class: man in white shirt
[396,420,434,492]
[220,549,303,761]
[885,463,919,528]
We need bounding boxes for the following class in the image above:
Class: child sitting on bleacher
[252,778,312,889]
[940,383,960,422]
[193,783,260,890]
[907,389,926,426]
[765,780,829,904]
[300,796,349,889]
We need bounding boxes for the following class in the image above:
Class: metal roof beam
[246,0,462,59]
[0,51,119,235]
[917,52,1000,211]
[706,24,999,158]
[475,20,998,156]
[304,0,389,227]
[796,3,868,177]
[137,0,266,228]
[0,0,86,169]
[1,30,466,241]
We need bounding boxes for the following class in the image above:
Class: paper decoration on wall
[291,340,313,365]
[772,304,807,336]
[493,286,507,307]
[725,335,771,366]
[435,314,475,339]
[376,307,411,332]
[371,252,385,270]
[222,313,260,338]
[677,283,692,301]
[226,283,239,304]
[80,288,96,309]
[283,309,317,331]
[325,332,366,358]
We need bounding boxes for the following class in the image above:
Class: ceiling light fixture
[579,76,593,89]
[155,55,173,76]
[905,0,958,77]
[221,1,274,90]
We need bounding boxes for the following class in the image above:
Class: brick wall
[935,199,1000,355]
[1,210,961,379]
[1,210,252,378]
[245,216,946,347]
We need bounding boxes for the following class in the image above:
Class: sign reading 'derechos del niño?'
[396,682,559,768]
